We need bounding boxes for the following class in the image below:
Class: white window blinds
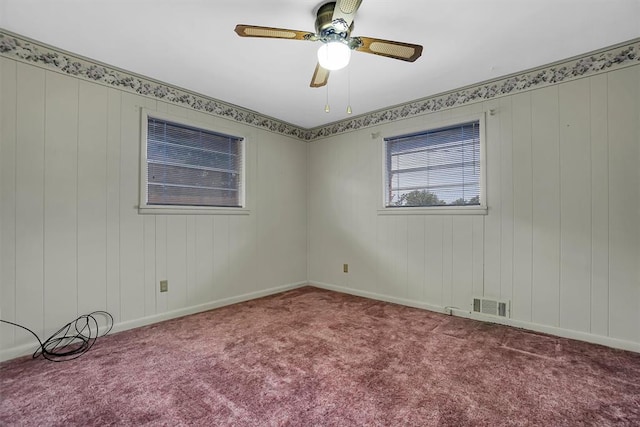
[385,121,481,207]
[146,117,244,208]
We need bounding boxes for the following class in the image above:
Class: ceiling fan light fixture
[317,41,351,71]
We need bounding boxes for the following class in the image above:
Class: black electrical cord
[0,311,113,362]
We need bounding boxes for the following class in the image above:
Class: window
[139,110,246,214]
[383,116,486,213]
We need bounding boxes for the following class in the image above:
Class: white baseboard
[309,281,640,354]
[4,280,636,361]
[0,281,307,362]
[111,281,307,335]
[310,281,446,313]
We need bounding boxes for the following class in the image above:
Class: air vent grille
[472,297,510,318]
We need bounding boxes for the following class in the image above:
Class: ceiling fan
[234,0,423,88]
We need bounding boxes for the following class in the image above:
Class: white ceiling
[2,0,639,129]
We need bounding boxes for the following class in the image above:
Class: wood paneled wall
[308,65,640,348]
[0,58,308,358]
[1,56,638,358]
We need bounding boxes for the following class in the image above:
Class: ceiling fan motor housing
[315,2,353,39]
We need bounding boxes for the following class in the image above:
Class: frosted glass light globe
[317,41,351,71]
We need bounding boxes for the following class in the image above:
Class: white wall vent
[473,297,510,318]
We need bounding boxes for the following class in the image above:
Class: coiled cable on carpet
[0,311,113,362]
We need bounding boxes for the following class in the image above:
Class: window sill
[378,206,488,216]
[139,205,251,215]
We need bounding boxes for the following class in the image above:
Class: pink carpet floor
[1,286,639,426]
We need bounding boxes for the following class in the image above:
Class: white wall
[0,57,308,360]
[308,65,640,351]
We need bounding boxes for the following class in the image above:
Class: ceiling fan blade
[310,63,330,87]
[234,24,315,41]
[332,0,363,29]
[355,37,423,62]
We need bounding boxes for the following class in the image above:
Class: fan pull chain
[346,64,352,114]
[325,82,330,113]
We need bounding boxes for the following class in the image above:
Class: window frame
[378,113,488,215]
[138,109,249,215]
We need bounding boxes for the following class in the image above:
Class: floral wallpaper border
[308,39,640,140]
[0,31,306,140]
[1,30,638,141]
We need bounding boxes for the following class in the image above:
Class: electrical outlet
[160,280,168,292]
[343,264,348,273]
